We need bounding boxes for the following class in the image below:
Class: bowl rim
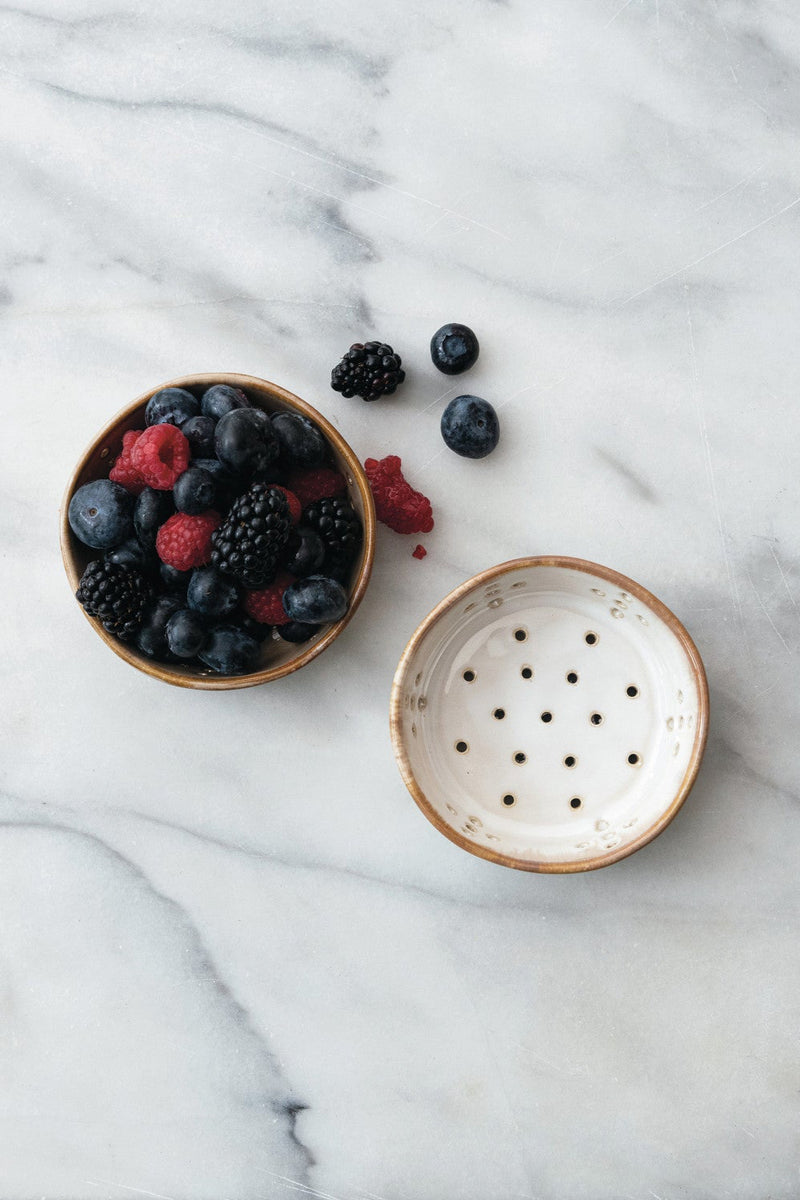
[390,555,710,873]
[60,372,376,690]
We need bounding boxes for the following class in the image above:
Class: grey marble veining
[1,0,799,1196]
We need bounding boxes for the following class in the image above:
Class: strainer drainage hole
[455,740,468,754]
[590,712,603,726]
[463,669,476,682]
[521,666,533,679]
[564,755,577,768]
[626,685,639,697]
[566,671,579,684]
[493,707,506,720]
[502,794,516,807]
[627,752,641,765]
[514,628,528,642]
[570,797,582,809]
[585,631,598,645]
[513,751,527,764]
[540,711,553,723]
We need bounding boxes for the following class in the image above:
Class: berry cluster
[69,384,362,675]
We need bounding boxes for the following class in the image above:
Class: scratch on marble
[767,541,800,619]
[745,567,792,655]
[604,0,638,29]
[256,1171,348,1200]
[84,1181,179,1200]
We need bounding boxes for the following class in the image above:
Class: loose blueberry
[282,575,348,624]
[180,414,217,458]
[201,384,251,422]
[187,566,239,617]
[134,487,174,547]
[271,412,327,467]
[174,467,216,515]
[199,626,260,674]
[105,537,156,576]
[283,528,326,577]
[136,592,185,660]
[160,562,191,591]
[440,394,499,459]
[214,407,279,476]
[145,387,200,428]
[430,323,480,375]
[166,609,208,659]
[68,479,134,549]
[278,620,320,643]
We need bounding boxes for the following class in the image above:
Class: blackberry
[76,559,150,640]
[331,341,405,402]
[302,496,362,572]
[210,482,291,588]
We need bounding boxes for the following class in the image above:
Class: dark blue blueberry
[180,414,217,458]
[283,528,325,577]
[165,609,208,659]
[68,479,134,549]
[173,467,216,515]
[160,562,191,591]
[145,387,200,427]
[187,566,239,617]
[201,383,251,422]
[440,394,499,459]
[199,626,260,674]
[104,537,156,576]
[136,592,185,660]
[134,487,174,547]
[278,620,320,643]
[282,575,348,624]
[214,407,279,477]
[271,412,326,467]
[430,323,479,375]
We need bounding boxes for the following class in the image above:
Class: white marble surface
[1,0,799,1196]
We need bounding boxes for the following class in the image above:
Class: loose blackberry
[76,559,151,640]
[302,496,362,572]
[210,482,291,588]
[331,341,405,402]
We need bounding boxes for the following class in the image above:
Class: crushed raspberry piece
[364,455,434,535]
[131,424,190,490]
[243,571,295,625]
[412,544,427,559]
[286,466,347,508]
[273,487,302,525]
[156,510,220,572]
[109,429,146,495]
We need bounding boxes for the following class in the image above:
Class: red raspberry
[131,424,190,490]
[412,544,427,559]
[243,571,295,625]
[156,510,221,571]
[364,455,434,535]
[109,429,146,495]
[273,487,302,525]
[286,466,346,508]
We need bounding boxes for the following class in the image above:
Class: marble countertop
[2,1,799,1196]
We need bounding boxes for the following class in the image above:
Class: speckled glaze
[391,557,709,872]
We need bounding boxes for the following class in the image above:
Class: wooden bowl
[60,373,375,689]
[390,557,709,872]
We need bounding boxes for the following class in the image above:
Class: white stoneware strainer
[390,557,709,873]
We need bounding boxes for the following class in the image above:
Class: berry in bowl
[61,374,375,689]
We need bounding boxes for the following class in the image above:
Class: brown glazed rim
[60,373,376,690]
[390,555,710,873]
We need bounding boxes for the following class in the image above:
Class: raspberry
[273,486,302,525]
[109,430,146,495]
[364,455,434,535]
[285,467,346,509]
[156,510,221,572]
[243,571,295,625]
[131,424,190,490]
[412,544,427,559]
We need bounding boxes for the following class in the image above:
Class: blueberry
[440,394,499,459]
[278,620,320,643]
[180,414,217,458]
[225,613,272,643]
[187,566,239,617]
[134,487,174,547]
[105,537,156,575]
[271,412,326,467]
[282,575,348,624]
[283,528,325,577]
[430,323,480,375]
[136,593,185,660]
[165,609,208,659]
[160,563,191,591]
[201,384,251,422]
[174,467,215,515]
[214,407,279,476]
[145,387,199,428]
[199,626,260,674]
[68,479,134,549]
